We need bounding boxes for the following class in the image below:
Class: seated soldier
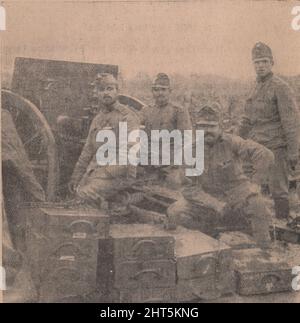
[68,73,140,209]
[167,103,275,248]
[139,73,193,186]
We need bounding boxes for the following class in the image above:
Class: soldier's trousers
[268,147,290,219]
[76,168,127,208]
[167,194,271,247]
[268,147,289,200]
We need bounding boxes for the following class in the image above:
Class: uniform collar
[256,72,273,83]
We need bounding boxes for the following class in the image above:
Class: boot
[274,198,290,220]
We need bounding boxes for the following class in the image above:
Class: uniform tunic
[70,101,140,202]
[139,102,192,180]
[239,73,299,199]
[167,133,274,245]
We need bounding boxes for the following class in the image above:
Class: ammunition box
[118,287,176,303]
[176,276,219,301]
[39,260,98,302]
[114,259,176,289]
[174,227,233,280]
[233,249,293,296]
[38,239,99,275]
[25,206,110,240]
[110,224,175,262]
[28,234,102,299]
[110,224,176,297]
[24,204,110,301]
[174,227,235,300]
[176,273,236,302]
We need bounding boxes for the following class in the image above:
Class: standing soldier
[239,42,299,220]
[167,103,274,248]
[68,73,140,208]
[139,73,193,185]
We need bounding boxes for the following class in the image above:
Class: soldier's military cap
[252,42,273,61]
[94,73,118,87]
[196,102,222,126]
[152,73,171,88]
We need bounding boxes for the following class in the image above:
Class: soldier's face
[253,58,273,78]
[198,123,221,146]
[97,84,118,106]
[152,87,171,106]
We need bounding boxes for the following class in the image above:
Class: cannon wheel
[118,94,146,113]
[1,89,58,201]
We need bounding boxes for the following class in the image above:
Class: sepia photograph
[1,0,300,306]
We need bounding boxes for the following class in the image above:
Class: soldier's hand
[68,181,78,194]
[289,158,298,171]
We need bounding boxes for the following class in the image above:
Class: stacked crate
[25,207,237,302]
[24,205,109,302]
[233,249,293,296]
[174,227,235,301]
[109,224,176,303]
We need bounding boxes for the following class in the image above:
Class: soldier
[167,104,274,248]
[141,73,192,134]
[139,73,193,184]
[239,42,300,220]
[68,73,140,207]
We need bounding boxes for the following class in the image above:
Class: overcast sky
[1,0,300,80]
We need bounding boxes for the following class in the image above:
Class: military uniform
[167,105,274,247]
[70,99,139,205]
[239,42,299,219]
[140,102,192,135]
[139,73,192,183]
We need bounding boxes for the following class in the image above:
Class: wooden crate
[176,275,236,301]
[118,287,176,303]
[233,249,293,296]
[174,227,232,280]
[174,227,235,300]
[24,204,110,301]
[110,224,175,262]
[25,205,110,240]
[109,224,176,301]
[114,259,176,289]
[39,259,98,302]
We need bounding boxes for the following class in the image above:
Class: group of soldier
[67,42,300,250]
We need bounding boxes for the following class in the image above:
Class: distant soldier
[68,73,140,207]
[239,42,300,220]
[167,104,274,248]
[139,73,193,184]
